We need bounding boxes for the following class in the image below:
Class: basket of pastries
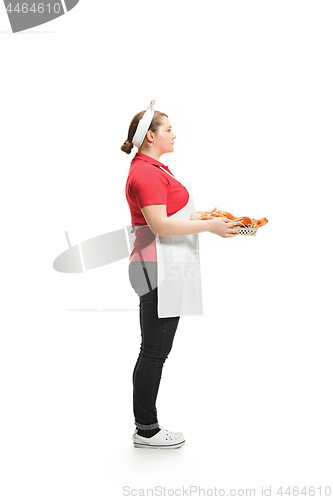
[190,209,268,236]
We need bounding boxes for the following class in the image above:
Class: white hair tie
[132,99,156,148]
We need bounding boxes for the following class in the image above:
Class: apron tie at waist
[135,421,160,430]
[131,225,146,232]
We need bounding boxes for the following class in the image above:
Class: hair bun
[120,139,134,154]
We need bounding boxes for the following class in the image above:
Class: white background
[1,1,332,498]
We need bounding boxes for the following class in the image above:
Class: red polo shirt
[125,152,189,262]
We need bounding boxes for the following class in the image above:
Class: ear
[146,130,155,143]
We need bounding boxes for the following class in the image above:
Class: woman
[122,100,239,449]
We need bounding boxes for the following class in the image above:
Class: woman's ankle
[136,426,161,438]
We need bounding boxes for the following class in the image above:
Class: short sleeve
[132,170,169,209]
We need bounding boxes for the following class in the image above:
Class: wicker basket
[237,226,258,236]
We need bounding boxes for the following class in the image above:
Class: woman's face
[153,117,176,154]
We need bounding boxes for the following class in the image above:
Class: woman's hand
[190,206,238,237]
[207,217,239,238]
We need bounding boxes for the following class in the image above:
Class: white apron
[155,167,203,318]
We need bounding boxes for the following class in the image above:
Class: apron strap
[137,246,153,293]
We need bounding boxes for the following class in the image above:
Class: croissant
[250,217,268,228]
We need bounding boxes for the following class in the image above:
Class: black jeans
[129,261,180,430]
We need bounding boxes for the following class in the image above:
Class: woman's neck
[138,146,162,162]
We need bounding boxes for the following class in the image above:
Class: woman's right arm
[141,205,239,238]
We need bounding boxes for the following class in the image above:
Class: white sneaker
[133,426,185,449]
